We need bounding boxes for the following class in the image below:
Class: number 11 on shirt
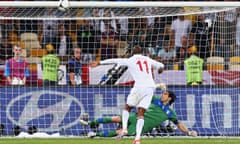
[136,60,149,74]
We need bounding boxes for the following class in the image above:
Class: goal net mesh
[0,3,239,137]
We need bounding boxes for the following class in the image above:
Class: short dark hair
[167,90,176,105]
[131,45,142,55]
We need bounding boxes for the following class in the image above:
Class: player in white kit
[90,45,164,144]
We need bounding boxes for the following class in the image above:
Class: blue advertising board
[0,86,239,136]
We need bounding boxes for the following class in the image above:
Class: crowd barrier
[0,86,239,136]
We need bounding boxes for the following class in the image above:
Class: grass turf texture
[0,138,239,144]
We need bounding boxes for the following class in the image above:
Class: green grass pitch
[0,138,239,144]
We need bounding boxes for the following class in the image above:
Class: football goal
[0,1,239,137]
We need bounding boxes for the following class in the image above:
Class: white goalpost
[0,1,240,7]
[0,1,239,138]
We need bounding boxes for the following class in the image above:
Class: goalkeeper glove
[188,130,197,137]
[156,83,167,91]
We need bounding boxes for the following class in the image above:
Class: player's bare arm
[90,58,128,68]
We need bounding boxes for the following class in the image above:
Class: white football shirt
[100,54,164,88]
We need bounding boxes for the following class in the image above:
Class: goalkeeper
[80,89,197,138]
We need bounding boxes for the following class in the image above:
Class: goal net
[0,1,239,137]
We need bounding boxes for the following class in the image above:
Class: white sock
[135,118,144,140]
[122,110,129,130]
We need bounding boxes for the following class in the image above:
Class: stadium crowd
[0,2,239,85]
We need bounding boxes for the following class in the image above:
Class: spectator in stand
[145,25,156,57]
[39,9,58,48]
[99,8,117,33]
[100,19,119,60]
[4,45,29,85]
[184,7,199,25]
[132,17,152,55]
[42,44,60,86]
[1,19,18,37]
[152,17,167,51]
[90,8,117,34]
[176,36,191,70]
[157,36,176,70]
[170,13,192,52]
[128,18,139,43]
[128,16,162,56]
[0,36,13,64]
[190,14,212,60]
[117,16,129,41]
[213,11,234,60]
[235,10,240,56]
[77,19,99,64]
[67,47,82,86]
[0,20,2,41]
[138,7,155,27]
[90,8,102,34]
[224,6,237,53]
[53,23,73,59]
[18,18,38,34]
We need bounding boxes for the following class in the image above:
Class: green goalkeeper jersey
[126,95,178,135]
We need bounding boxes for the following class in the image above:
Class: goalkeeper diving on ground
[79,89,197,138]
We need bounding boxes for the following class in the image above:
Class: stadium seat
[25,57,41,64]
[21,32,38,41]
[8,32,18,45]
[21,49,27,58]
[30,49,47,57]
[173,63,179,71]
[117,41,128,58]
[20,32,41,49]
[206,56,225,70]
[25,57,42,71]
[229,56,240,70]
[28,64,38,71]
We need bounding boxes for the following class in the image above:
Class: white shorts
[126,87,155,110]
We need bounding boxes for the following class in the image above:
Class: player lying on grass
[80,90,197,138]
